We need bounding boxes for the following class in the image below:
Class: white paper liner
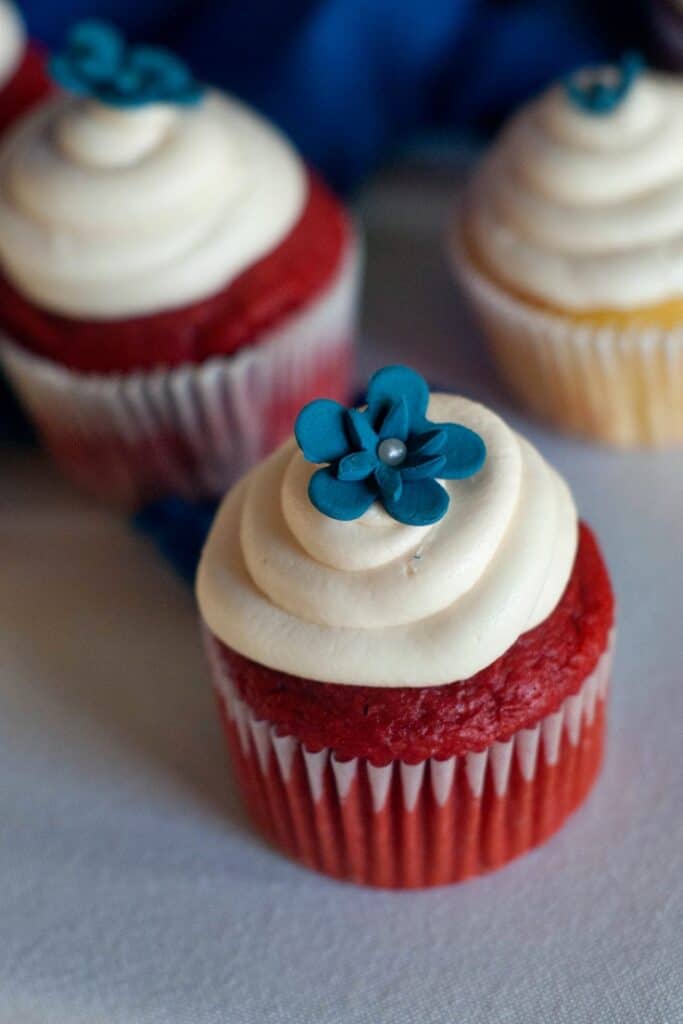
[451,237,683,446]
[0,232,362,505]
[211,630,614,809]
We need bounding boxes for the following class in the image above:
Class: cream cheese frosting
[464,69,683,310]
[0,2,24,90]
[0,90,306,318]
[197,395,578,687]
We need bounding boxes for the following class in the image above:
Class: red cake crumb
[0,171,348,374]
[217,523,614,763]
[0,45,50,136]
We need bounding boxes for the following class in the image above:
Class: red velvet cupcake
[0,2,50,136]
[0,21,359,506]
[197,366,615,888]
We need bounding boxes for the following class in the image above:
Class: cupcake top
[0,2,24,89]
[197,367,578,687]
[0,21,305,319]
[464,56,683,311]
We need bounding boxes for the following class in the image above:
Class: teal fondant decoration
[50,20,204,109]
[564,52,643,116]
[294,366,486,527]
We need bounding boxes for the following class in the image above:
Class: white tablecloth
[1,159,682,1024]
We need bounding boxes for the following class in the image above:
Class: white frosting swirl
[0,90,306,318]
[197,395,578,687]
[0,2,24,90]
[465,70,683,310]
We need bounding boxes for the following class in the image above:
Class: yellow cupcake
[451,56,683,447]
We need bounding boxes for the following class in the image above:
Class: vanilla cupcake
[0,21,359,505]
[452,55,683,446]
[197,366,615,887]
[0,2,49,136]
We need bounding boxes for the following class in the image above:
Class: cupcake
[452,54,683,447]
[0,21,359,506]
[0,2,50,136]
[197,366,615,888]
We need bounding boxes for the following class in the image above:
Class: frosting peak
[465,68,683,310]
[55,101,178,167]
[0,2,24,90]
[197,394,578,687]
[0,90,306,317]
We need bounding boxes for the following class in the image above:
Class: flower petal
[375,464,403,504]
[337,450,377,482]
[115,66,141,95]
[378,397,409,442]
[366,366,429,433]
[49,57,91,96]
[50,20,124,91]
[400,454,447,481]
[346,408,378,452]
[127,47,204,104]
[384,479,450,526]
[295,399,351,464]
[435,423,487,479]
[71,19,124,67]
[309,468,377,521]
[410,428,447,457]
[129,46,183,78]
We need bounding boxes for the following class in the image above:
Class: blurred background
[21,0,647,193]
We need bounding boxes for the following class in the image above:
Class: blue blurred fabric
[21,0,645,193]
[134,498,218,586]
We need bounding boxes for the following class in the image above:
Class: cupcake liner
[452,241,683,447]
[0,234,361,507]
[205,628,615,889]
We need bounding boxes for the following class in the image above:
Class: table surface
[1,159,682,1024]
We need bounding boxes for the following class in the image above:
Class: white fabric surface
[0,158,682,1024]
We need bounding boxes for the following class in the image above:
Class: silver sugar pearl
[377,437,407,466]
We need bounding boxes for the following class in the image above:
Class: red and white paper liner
[0,235,361,507]
[205,628,615,889]
[451,239,683,447]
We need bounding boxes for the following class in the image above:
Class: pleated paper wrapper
[0,236,361,507]
[205,628,615,889]
[452,241,683,447]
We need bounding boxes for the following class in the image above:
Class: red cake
[0,44,49,134]
[197,367,616,887]
[216,524,613,763]
[0,172,347,374]
[0,22,359,506]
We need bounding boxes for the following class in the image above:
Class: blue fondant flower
[294,366,486,527]
[50,20,204,109]
[564,52,643,116]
